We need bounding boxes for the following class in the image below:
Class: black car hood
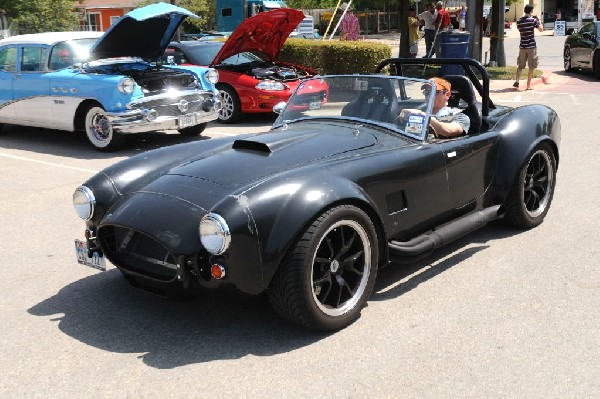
[169,123,377,188]
[89,3,197,62]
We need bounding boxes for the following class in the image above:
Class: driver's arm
[432,112,470,137]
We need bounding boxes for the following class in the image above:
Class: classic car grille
[129,93,205,117]
[98,225,178,282]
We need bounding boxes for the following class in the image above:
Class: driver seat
[444,75,482,134]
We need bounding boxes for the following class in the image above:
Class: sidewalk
[364,24,563,90]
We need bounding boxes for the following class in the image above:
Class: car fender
[491,104,560,203]
[239,172,386,289]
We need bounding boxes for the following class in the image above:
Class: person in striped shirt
[513,4,544,90]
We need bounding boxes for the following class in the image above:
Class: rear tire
[503,143,556,229]
[593,52,600,80]
[267,205,378,331]
[81,105,122,151]
[178,122,207,136]
[217,85,242,124]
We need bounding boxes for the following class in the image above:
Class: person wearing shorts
[514,4,543,90]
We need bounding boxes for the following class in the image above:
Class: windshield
[273,75,436,140]
[48,38,98,70]
[179,43,264,66]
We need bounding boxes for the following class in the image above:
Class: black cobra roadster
[73,59,560,331]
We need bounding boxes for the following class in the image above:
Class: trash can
[438,31,470,76]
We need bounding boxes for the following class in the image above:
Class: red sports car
[165,9,327,123]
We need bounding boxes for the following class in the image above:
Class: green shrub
[279,38,392,75]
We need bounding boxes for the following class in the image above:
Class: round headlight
[205,69,219,84]
[73,186,95,220]
[118,77,136,94]
[199,213,230,255]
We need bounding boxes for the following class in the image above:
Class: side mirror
[273,101,286,114]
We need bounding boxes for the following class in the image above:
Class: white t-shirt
[418,10,437,30]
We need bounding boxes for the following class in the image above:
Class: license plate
[179,113,196,128]
[75,239,106,271]
[309,101,321,110]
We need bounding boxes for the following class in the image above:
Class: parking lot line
[0,151,98,174]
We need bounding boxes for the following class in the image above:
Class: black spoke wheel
[268,205,378,331]
[504,143,556,229]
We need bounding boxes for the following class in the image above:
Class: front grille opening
[99,225,178,282]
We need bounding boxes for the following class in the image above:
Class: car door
[570,22,595,68]
[12,45,51,123]
[0,45,17,121]
[438,132,500,210]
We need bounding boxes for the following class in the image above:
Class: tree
[0,0,79,34]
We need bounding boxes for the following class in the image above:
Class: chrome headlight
[256,80,286,91]
[205,69,219,84]
[199,213,231,255]
[118,77,136,94]
[73,186,96,220]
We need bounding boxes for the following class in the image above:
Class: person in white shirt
[418,2,438,58]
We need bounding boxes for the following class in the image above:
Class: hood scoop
[232,139,271,154]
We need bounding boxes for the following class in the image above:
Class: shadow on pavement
[0,112,276,160]
[373,220,524,301]
[28,270,330,369]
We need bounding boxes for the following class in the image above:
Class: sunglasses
[422,89,447,96]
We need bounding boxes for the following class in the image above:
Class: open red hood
[211,8,305,66]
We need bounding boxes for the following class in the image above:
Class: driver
[399,77,470,138]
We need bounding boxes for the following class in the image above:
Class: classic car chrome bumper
[107,90,221,133]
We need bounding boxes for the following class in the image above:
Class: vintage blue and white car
[0,3,221,150]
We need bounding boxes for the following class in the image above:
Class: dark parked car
[73,58,560,331]
[164,9,326,123]
[563,21,600,78]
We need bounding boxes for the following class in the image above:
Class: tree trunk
[489,0,506,66]
[398,1,409,57]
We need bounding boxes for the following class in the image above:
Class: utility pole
[466,0,484,61]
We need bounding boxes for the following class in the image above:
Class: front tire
[217,85,242,124]
[267,205,379,331]
[178,122,207,136]
[503,143,556,229]
[81,105,122,151]
[564,47,573,72]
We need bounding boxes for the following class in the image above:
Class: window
[20,46,47,72]
[0,46,17,72]
[84,12,101,31]
[110,16,120,26]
